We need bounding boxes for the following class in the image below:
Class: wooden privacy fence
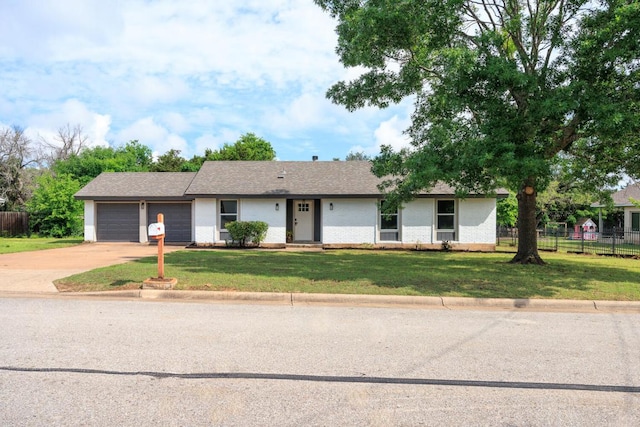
[0,212,29,236]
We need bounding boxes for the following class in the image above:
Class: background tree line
[0,125,276,237]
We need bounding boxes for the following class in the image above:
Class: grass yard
[55,249,640,301]
[0,237,83,254]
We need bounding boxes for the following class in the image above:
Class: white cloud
[193,129,239,156]
[23,99,111,148]
[117,117,188,158]
[0,1,409,161]
[0,0,123,59]
[93,115,112,147]
[128,75,191,106]
[160,112,190,134]
[265,93,333,135]
[1,1,340,86]
[373,115,412,152]
[346,111,412,157]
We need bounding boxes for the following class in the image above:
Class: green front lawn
[0,237,83,254]
[55,249,640,301]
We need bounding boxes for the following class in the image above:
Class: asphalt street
[1,296,639,426]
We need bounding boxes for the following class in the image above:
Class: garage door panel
[97,203,139,242]
[148,203,192,243]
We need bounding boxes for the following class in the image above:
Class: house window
[298,202,310,212]
[632,212,640,232]
[380,200,399,241]
[436,200,456,241]
[220,200,238,231]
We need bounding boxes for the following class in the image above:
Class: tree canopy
[316,0,640,264]
[53,140,153,185]
[27,172,83,237]
[345,151,372,161]
[205,132,276,161]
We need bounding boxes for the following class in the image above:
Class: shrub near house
[226,221,268,247]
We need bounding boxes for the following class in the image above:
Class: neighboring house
[591,183,640,232]
[75,161,508,251]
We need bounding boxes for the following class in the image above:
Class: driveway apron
[0,243,182,293]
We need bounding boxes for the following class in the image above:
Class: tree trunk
[510,184,546,265]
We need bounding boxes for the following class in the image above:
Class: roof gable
[593,183,640,207]
[612,184,640,207]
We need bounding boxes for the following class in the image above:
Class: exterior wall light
[141,202,145,210]
[329,202,334,211]
[275,203,279,211]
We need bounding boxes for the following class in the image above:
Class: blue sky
[0,0,413,161]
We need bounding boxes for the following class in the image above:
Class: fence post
[612,227,616,255]
[555,228,558,251]
[581,227,585,253]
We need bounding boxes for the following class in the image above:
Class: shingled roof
[75,172,197,200]
[592,183,640,208]
[75,161,507,200]
[185,161,460,198]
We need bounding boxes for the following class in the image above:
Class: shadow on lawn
[133,250,640,299]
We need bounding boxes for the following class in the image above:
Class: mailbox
[148,222,165,238]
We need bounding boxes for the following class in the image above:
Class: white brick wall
[241,199,286,243]
[194,198,216,244]
[624,207,640,231]
[402,199,434,244]
[83,200,96,242]
[322,199,378,244]
[139,201,148,243]
[189,196,497,245]
[458,198,497,244]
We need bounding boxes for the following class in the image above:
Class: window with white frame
[436,200,456,241]
[380,200,399,241]
[220,200,238,231]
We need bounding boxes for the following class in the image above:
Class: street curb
[53,290,640,313]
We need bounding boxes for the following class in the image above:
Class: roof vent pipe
[312,155,318,161]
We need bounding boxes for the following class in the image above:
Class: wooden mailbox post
[143,213,176,289]
[150,213,165,279]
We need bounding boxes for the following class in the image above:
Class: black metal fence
[497,226,640,257]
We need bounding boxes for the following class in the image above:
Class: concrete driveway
[0,243,183,293]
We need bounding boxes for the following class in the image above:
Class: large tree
[0,126,40,211]
[205,133,276,161]
[54,140,153,185]
[150,149,188,172]
[316,0,640,264]
[40,124,88,165]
